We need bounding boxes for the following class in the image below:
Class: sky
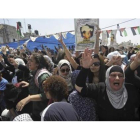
[0,18,140,45]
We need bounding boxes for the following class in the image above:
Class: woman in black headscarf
[75,48,140,121]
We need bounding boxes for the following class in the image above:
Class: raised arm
[125,51,140,87]
[75,48,101,99]
[23,44,31,54]
[58,33,79,70]
[94,26,101,54]
[9,58,30,73]
[75,48,94,92]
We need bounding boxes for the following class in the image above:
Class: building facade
[0,24,19,44]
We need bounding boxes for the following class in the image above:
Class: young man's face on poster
[80,25,94,40]
[83,31,91,39]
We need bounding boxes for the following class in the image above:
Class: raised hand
[82,48,94,68]
[95,25,101,39]
[111,56,121,64]
[58,33,64,45]
[134,51,140,64]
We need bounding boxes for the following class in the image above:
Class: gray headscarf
[43,55,54,73]
[105,65,128,109]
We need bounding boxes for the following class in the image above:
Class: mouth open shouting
[109,72,124,91]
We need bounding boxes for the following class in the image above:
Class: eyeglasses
[91,62,100,67]
[60,68,70,73]
[110,74,124,79]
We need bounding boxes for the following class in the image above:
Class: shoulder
[38,73,51,85]
[1,78,8,83]
[35,69,52,88]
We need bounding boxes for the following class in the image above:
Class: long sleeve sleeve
[76,67,105,99]
[76,67,89,87]
[125,65,140,88]
[18,64,30,73]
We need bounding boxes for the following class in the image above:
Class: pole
[3,19,5,24]
[17,22,20,47]
[24,19,27,33]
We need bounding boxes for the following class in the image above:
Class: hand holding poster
[74,19,98,51]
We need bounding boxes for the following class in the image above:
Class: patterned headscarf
[13,114,33,121]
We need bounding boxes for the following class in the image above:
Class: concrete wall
[0,24,18,44]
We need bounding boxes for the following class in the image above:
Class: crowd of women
[0,29,140,121]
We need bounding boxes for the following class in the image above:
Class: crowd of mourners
[0,29,140,121]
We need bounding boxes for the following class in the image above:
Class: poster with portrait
[110,30,117,46]
[74,19,98,51]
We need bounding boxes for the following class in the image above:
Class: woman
[108,47,115,53]
[100,45,108,57]
[20,52,28,65]
[4,83,32,120]
[7,55,29,84]
[16,53,52,121]
[43,55,55,73]
[68,53,105,121]
[58,33,82,70]
[75,48,140,121]
[41,75,80,121]
[68,29,105,121]
[88,53,105,84]
[57,59,74,93]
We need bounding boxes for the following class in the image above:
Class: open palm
[82,48,94,68]
[135,51,140,64]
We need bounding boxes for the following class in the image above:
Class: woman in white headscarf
[57,59,73,93]
[75,48,140,121]
[7,55,28,84]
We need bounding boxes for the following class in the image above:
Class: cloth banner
[62,32,68,39]
[110,30,117,46]
[102,30,108,45]
[30,37,37,42]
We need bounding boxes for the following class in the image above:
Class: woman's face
[28,55,38,71]
[90,58,100,73]
[101,47,106,53]
[109,72,124,91]
[60,65,70,77]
